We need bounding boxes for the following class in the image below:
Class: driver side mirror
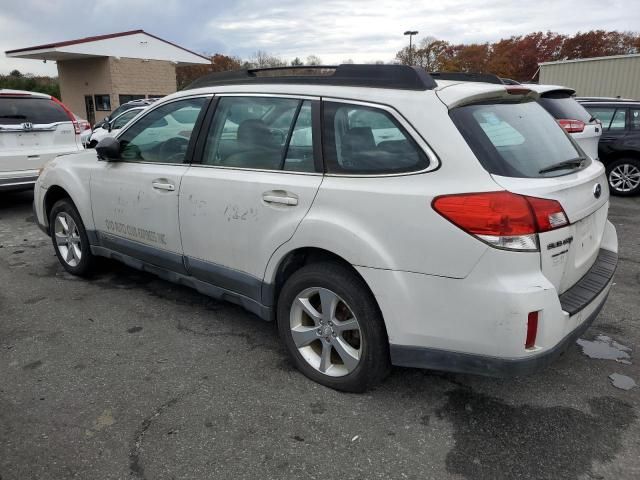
[96,137,121,161]
[107,120,114,132]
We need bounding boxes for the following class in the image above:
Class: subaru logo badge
[22,122,33,131]
[593,183,602,199]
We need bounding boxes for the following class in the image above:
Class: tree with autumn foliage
[176,53,242,89]
[395,29,640,82]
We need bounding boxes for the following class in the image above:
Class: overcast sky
[1,0,639,75]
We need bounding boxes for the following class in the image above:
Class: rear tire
[49,199,96,277]
[606,158,640,196]
[277,261,390,392]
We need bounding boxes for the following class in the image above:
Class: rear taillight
[432,191,568,251]
[50,96,80,135]
[557,119,585,133]
[526,311,539,349]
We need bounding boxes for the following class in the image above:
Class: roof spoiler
[186,64,438,91]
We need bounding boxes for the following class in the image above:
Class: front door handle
[262,190,298,206]
[152,179,175,191]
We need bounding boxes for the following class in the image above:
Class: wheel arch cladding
[44,186,73,230]
[266,246,388,334]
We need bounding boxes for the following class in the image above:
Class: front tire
[49,199,96,277]
[277,262,390,392]
[607,158,640,196]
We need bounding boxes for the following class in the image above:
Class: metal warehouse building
[539,54,640,100]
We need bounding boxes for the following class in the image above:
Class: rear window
[0,97,69,125]
[537,92,592,123]
[450,100,585,178]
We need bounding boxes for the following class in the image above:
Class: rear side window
[537,92,591,122]
[0,97,69,125]
[322,102,428,174]
[450,100,584,178]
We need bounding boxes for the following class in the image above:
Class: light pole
[404,30,419,65]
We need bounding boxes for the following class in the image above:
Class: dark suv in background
[577,98,640,196]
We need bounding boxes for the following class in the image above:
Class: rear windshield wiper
[539,157,586,174]
[0,114,28,119]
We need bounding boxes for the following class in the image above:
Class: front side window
[322,102,428,174]
[584,106,627,131]
[451,100,585,178]
[202,96,306,170]
[609,108,627,130]
[117,97,207,164]
[111,109,141,130]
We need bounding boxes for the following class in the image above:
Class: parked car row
[0,93,162,191]
[576,97,640,196]
[33,64,618,391]
[498,77,640,196]
[0,89,83,191]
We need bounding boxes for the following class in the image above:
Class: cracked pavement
[0,190,639,480]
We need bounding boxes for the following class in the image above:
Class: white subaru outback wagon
[34,65,618,392]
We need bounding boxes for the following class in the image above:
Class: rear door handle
[152,179,175,191]
[262,190,298,206]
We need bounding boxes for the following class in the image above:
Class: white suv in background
[0,89,82,191]
[431,75,603,161]
[33,65,618,392]
[87,106,146,147]
[525,84,602,160]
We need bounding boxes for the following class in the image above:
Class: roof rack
[428,72,505,85]
[186,64,438,91]
[575,96,638,102]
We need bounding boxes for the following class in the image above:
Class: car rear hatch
[443,86,610,299]
[0,93,80,173]
[490,165,608,294]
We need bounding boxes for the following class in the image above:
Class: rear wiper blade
[539,157,586,174]
[0,114,27,119]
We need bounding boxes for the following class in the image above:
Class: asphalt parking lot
[0,190,639,480]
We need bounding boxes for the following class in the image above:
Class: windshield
[450,100,586,178]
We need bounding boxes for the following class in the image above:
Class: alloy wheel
[54,212,82,267]
[609,163,640,193]
[289,287,362,377]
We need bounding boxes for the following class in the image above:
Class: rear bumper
[387,247,617,377]
[357,216,617,377]
[0,170,39,191]
[390,286,610,377]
